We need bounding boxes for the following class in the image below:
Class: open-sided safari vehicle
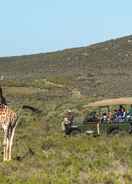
[69,97,132,136]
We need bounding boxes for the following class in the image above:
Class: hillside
[1,35,132,98]
[0,35,132,184]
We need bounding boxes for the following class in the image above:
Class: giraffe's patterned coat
[0,105,17,161]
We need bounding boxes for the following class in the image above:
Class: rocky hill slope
[1,35,132,98]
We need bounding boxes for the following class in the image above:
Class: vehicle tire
[70,129,81,136]
[128,128,132,134]
[110,128,119,135]
[107,127,119,135]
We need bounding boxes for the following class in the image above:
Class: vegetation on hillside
[0,84,130,184]
[1,35,132,97]
[0,35,132,183]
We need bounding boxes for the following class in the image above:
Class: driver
[66,109,74,124]
[62,109,74,135]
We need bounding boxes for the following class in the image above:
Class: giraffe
[0,86,40,161]
[0,104,17,161]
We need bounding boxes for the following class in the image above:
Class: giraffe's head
[0,104,7,112]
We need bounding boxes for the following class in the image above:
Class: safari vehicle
[70,97,132,136]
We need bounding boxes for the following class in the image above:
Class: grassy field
[0,85,130,184]
[0,133,132,184]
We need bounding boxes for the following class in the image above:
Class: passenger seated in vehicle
[107,111,112,123]
[113,109,117,120]
[101,112,107,123]
[122,108,126,119]
[115,105,126,122]
[119,105,125,113]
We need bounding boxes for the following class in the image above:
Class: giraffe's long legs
[3,127,8,161]
[5,137,10,161]
[8,125,16,161]
[3,140,7,161]
[6,126,12,161]
[3,126,13,161]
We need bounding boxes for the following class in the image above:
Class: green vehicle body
[70,97,132,136]
[71,120,132,136]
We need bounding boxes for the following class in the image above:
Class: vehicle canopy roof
[85,97,132,107]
